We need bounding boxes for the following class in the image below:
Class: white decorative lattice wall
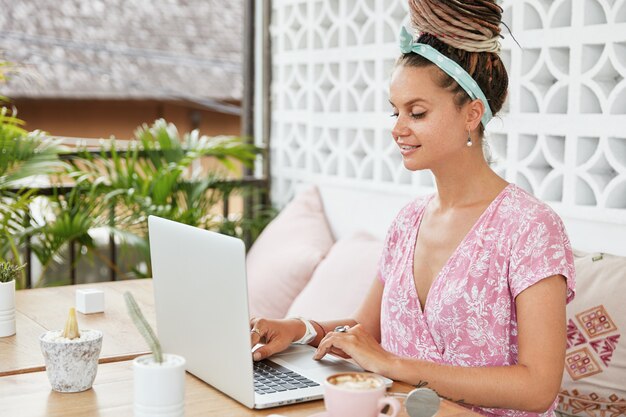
[263,0,626,254]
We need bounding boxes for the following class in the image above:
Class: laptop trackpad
[271,345,362,372]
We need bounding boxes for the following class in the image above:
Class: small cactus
[61,307,80,339]
[0,261,26,283]
[124,291,163,363]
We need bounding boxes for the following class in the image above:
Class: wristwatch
[291,317,317,345]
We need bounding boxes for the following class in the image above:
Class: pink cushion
[246,185,335,319]
[558,252,626,416]
[286,232,383,321]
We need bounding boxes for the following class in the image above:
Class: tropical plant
[0,107,68,287]
[76,119,258,232]
[25,119,261,285]
[24,179,109,283]
[124,291,162,363]
[0,108,68,189]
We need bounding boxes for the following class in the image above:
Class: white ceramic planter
[133,354,186,417]
[0,280,16,337]
[39,329,103,392]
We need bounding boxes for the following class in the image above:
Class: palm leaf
[0,109,68,189]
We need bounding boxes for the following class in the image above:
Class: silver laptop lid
[148,215,255,408]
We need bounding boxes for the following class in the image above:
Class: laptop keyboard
[253,360,319,395]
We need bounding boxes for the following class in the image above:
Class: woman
[250,1,575,415]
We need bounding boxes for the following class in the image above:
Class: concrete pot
[133,353,186,417]
[0,280,16,337]
[39,329,103,392]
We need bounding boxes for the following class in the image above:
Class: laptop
[148,215,389,409]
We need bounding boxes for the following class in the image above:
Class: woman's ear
[466,99,484,130]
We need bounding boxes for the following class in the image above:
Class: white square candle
[75,289,105,314]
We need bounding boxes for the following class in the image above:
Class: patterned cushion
[558,252,626,417]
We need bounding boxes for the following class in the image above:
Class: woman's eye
[389,112,426,119]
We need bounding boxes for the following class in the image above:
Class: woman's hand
[313,324,394,374]
[249,317,302,361]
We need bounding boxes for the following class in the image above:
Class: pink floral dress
[378,184,575,417]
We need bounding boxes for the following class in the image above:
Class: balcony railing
[13,176,268,288]
[5,139,269,288]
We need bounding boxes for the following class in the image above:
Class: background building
[0,0,243,139]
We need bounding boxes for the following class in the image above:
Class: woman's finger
[313,334,332,360]
[250,327,263,347]
[314,333,348,360]
[329,346,350,359]
[253,341,282,361]
[249,317,259,346]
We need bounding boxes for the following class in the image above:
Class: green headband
[399,27,493,127]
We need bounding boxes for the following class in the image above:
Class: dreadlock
[409,0,503,52]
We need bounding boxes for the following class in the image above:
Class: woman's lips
[399,144,421,156]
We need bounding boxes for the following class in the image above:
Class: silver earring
[466,129,473,147]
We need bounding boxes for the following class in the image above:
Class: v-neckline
[409,184,512,315]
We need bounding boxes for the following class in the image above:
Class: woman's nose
[391,117,409,139]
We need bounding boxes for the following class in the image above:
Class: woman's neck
[430,150,508,211]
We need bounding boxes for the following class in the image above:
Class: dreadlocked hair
[398,0,509,135]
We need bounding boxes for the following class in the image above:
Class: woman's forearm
[382,356,560,413]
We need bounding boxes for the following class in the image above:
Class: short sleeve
[508,205,576,303]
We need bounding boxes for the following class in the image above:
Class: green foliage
[0,108,68,286]
[9,118,264,286]
[25,184,106,285]
[0,59,16,103]
[1,67,269,286]
[0,190,32,274]
[0,261,26,283]
[0,107,68,189]
[217,202,278,245]
[68,120,258,234]
[124,291,162,363]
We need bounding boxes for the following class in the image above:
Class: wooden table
[1,279,154,376]
[0,280,480,417]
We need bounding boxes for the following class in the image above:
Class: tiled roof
[0,0,243,103]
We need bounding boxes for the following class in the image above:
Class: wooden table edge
[0,351,150,378]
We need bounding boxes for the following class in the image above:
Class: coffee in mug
[327,373,383,390]
[324,372,400,417]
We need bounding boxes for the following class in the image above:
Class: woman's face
[388,64,468,172]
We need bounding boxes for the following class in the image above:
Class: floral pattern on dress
[378,184,576,417]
